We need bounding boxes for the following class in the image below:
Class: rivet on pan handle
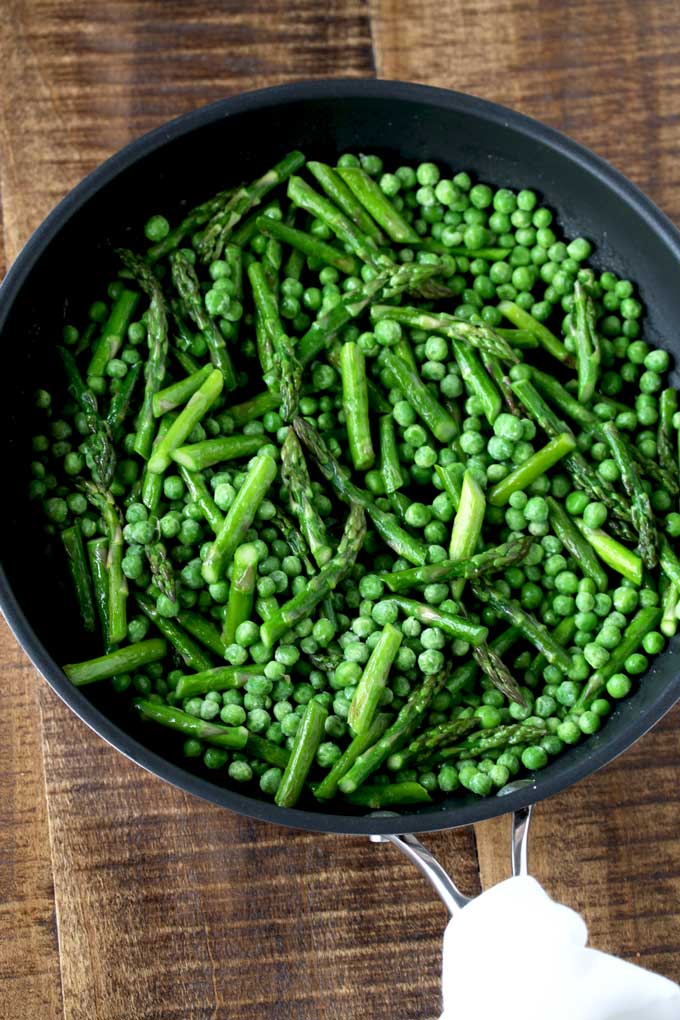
[370,806,533,913]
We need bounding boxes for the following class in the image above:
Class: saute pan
[1,82,679,863]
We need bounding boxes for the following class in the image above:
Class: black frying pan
[1,79,679,838]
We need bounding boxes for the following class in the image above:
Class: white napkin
[440,876,680,1020]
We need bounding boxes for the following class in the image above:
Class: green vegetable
[61,525,96,632]
[202,451,278,584]
[347,623,402,735]
[222,543,259,646]
[148,369,224,474]
[380,538,532,593]
[488,434,575,506]
[64,639,167,685]
[260,503,366,647]
[135,699,248,749]
[577,607,662,706]
[340,341,375,471]
[275,698,328,807]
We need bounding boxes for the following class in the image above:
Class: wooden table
[1,2,680,1017]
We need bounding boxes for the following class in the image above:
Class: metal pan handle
[370,805,533,914]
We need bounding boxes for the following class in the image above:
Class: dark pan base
[1,79,679,835]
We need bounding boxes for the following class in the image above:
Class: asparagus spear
[379,414,404,495]
[347,623,403,735]
[288,174,382,265]
[141,415,174,513]
[172,434,268,473]
[222,542,259,646]
[146,185,236,261]
[175,663,263,699]
[228,390,283,427]
[64,639,167,685]
[293,417,428,566]
[134,699,248,749]
[202,451,278,585]
[147,368,224,474]
[436,721,548,761]
[338,668,449,793]
[384,597,488,645]
[335,166,420,243]
[58,347,115,488]
[471,583,572,672]
[136,593,213,672]
[380,538,532,594]
[658,535,680,589]
[446,627,520,696]
[280,428,332,567]
[343,781,431,809]
[340,341,375,470]
[661,578,679,638]
[81,481,127,645]
[197,150,305,262]
[451,338,502,424]
[117,251,169,460]
[146,542,176,603]
[171,251,237,388]
[576,606,662,707]
[86,287,140,379]
[575,521,643,585]
[387,718,480,772]
[106,361,142,437]
[449,469,485,599]
[307,161,385,243]
[61,525,96,632]
[483,352,521,416]
[275,698,328,808]
[176,610,228,659]
[378,348,457,442]
[528,616,577,684]
[571,281,601,402]
[601,420,658,569]
[152,364,213,417]
[511,376,635,540]
[547,497,608,592]
[297,272,389,365]
[314,713,391,800]
[260,503,366,648]
[473,639,526,706]
[87,537,111,647]
[497,299,572,364]
[487,433,576,506]
[370,304,518,363]
[246,734,290,769]
[658,388,680,494]
[254,215,359,275]
[248,260,301,421]
[435,463,463,511]
[177,465,225,534]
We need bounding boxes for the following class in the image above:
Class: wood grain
[0,620,64,1020]
[1,1,680,1018]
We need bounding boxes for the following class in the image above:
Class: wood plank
[370,0,680,221]
[0,620,64,1020]
[371,0,680,984]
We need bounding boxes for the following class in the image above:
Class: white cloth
[440,876,680,1020]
